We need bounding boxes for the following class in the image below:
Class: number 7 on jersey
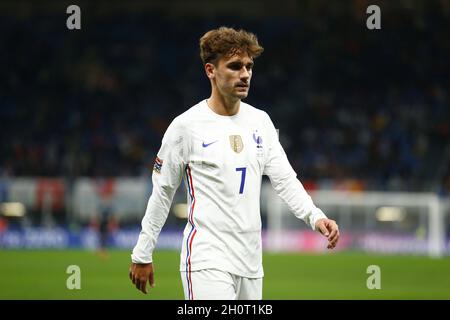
[235,167,247,194]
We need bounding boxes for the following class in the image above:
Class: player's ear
[205,63,215,79]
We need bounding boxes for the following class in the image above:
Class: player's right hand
[129,262,154,294]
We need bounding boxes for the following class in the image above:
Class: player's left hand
[315,218,339,249]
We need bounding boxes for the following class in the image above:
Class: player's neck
[207,93,240,116]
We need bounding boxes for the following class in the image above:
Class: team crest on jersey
[153,156,163,173]
[229,135,244,153]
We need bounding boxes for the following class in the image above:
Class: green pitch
[0,249,449,299]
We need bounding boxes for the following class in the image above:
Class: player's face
[212,51,254,100]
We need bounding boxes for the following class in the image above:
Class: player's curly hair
[199,26,264,65]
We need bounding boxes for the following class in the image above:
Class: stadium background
[0,0,449,299]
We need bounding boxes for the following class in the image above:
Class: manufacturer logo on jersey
[153,156,163,173]
[229,135,244,153]
[202,140,218,148]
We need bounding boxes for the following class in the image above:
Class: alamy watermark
[66,5,81,30]
[366,5,381,30]
[366,265,381,290]
[66,265,81,290]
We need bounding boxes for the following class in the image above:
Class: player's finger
[318,223,329,237]
[135,278,141,291]
[328,228,337,241]
[328,235,339,249]
[134,273,140,287]
[140,278,147,294]
[327,240,336,249]
[149,271,155,288]
[330,229,340,243]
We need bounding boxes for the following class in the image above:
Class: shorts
[180,269,263,300]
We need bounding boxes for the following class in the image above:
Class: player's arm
[129,118,187,294]
[262,112,339,249]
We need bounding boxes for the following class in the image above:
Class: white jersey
[131,100,327,278]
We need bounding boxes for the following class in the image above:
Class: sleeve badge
[153,156,163,173]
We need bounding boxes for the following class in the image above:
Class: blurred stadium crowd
[1,0,449,193]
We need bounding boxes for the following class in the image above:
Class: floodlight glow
[173,203,188,219]
[0,202,26,217]
[375,206,406,222]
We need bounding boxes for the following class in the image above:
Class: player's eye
[228,63,242,70]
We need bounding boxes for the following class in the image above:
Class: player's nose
[240,67,250,80]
